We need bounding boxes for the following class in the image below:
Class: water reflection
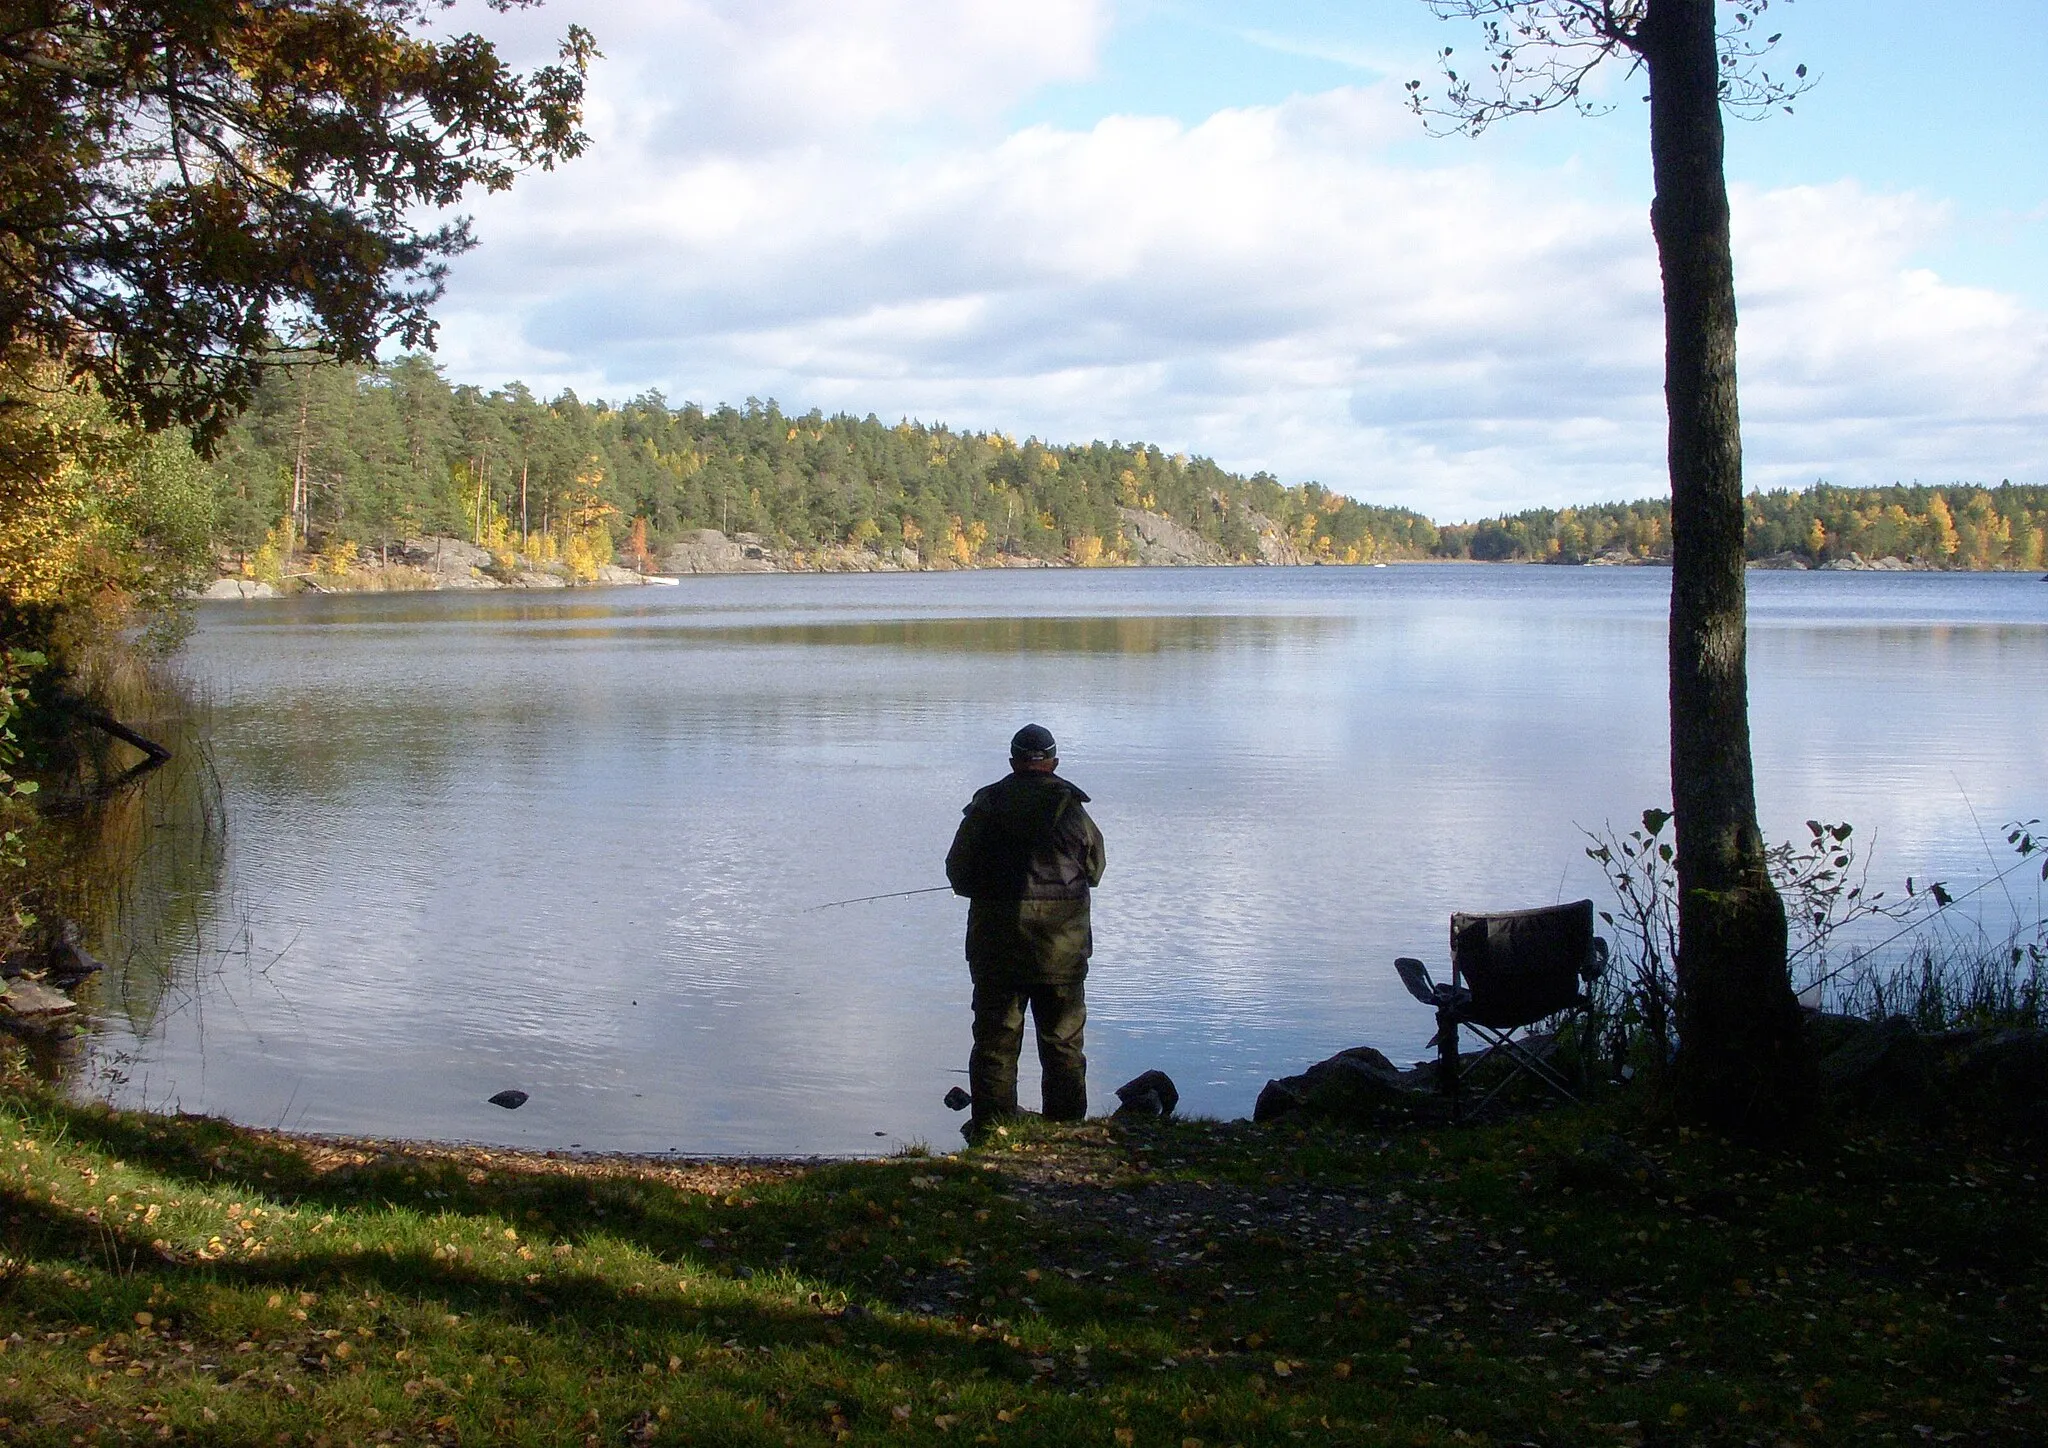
[553,613,1347,654]
[81,567,2048,1154]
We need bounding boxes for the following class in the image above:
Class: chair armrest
[1582,936,1611,983]
[1394,956,1438,1006]
[1397,957,1473,1013]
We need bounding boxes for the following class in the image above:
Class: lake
[82,565,2047,1154]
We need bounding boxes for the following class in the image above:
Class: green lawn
[0,1086,2040,1446]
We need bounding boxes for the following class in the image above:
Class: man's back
[947,769,1105,984]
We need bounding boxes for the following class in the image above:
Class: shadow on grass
[0,1094,1070,1375]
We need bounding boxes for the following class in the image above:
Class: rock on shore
[203,507,1368,597]
[1254,1046,1446,1124]
[201,578,277,599]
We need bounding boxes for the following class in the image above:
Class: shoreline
[199,532,2025,601]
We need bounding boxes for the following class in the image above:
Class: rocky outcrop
[661,529,775,574]
[207,508,1417,599]
[1117,508,1226,566]
[794,543,920,572]
[1246,511,1306,566]
[201,578,277,599]
[1115,506,1307,566]
[1820,552,1917,571]
[396,536,499,588]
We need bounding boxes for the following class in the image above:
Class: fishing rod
[807,884,954,912]
[1798,845,2045,989]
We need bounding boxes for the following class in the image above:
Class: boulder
[1113,1070,1180,1118]
[0,977,79,1030]
[1254,1046,1420,1124]
[48,921,103,986]
[1947,1028,2048,1123]
[1815,1015,1933,1112]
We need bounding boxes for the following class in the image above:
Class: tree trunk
[1642,0,1810,1132]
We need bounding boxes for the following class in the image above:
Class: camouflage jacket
[945,771,1106,984]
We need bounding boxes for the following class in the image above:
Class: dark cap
[1009,723,1057,762]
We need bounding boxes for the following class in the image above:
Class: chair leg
[1461,1025,1582,1119]
[1436,1009,1461,1124]
[1472,1050,1578,1119]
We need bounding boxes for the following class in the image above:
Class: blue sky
[434,1,2048,519]
[1021,1,2047,303]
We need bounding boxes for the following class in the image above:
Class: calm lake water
[83,565,2047,1153]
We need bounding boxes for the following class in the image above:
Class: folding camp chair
[1395,899,1609,1122]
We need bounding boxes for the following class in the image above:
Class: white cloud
[431,2,2048,519]
[1732,183,2048,486]
[558,0,1105,155]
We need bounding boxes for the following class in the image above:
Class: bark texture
[1642,0,1811,1132]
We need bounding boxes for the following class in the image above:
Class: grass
[1834,939,2046,1034]
[0,1084,2042,1447]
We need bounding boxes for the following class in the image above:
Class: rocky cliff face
[1116,508,1226,566]
[1248,513,1306,566]
[1116,506,1308,566]
[660,529,776,574]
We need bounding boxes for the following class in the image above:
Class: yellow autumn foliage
[560,524,612,582]
[0,352,213,651]
[316,536,358,577]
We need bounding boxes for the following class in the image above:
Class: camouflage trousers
[968,981,1087,1124]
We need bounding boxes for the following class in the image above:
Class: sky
[427,1,2048,520]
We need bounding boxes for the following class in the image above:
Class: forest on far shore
[207,358,2048,574]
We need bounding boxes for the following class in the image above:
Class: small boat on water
[643,575,682,586]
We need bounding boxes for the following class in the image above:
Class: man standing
[945,724,1106,1136]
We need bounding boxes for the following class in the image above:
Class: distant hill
[205,359,2047,574]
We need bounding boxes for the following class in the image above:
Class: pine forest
[204,359,2048,578]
